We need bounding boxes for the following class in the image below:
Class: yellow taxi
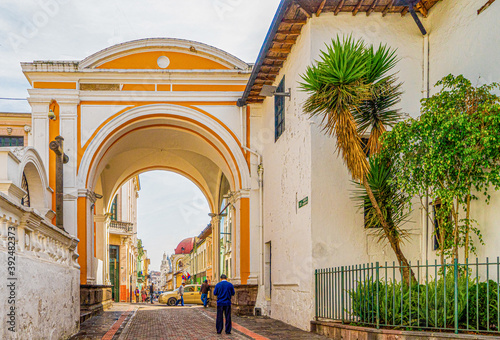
[158,284,210,306]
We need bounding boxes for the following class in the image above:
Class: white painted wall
[426,0,500,262]
[309,12,425,269]
[0,252,79,340]
[255,2,500,331]
[255,11,428,331]
[253,21,314,330]
[0,148,79,339]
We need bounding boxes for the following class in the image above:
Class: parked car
[158,284,210,306]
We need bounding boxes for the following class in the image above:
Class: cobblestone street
[72,303,329,340]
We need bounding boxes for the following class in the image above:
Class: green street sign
[298,196,308,209]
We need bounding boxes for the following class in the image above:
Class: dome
[174,237,194,254]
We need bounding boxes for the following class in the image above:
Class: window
[361,137,370,158]
[361,138,372,229]
[432,201,453,251]
[185,286,194,292]
[21,172,30,207]
[0,136,23,147]
[110,195,118,221]
[274,77,285,141]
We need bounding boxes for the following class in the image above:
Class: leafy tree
[138,239,144,260]
[300,36,414,281]
[382,75,500,262]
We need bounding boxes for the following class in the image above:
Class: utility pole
[49,136,69,230]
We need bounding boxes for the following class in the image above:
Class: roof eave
[237,0,292,107]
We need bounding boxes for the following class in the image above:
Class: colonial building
[0,115,79,339]
[190,224,213,283]
[237,0,500,331]
[137,246,151,292]
[107,177,140,302]
[159,252,172,290]
[170,237,194,288]
[0,112,31,147]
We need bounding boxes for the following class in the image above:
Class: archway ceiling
[96,127,229,210]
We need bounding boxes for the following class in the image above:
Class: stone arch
[17,148,50,214]
[79,38,249,70]
[77,103,251,197]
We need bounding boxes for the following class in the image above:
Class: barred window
[275,77,285,141]
[0,136,24,147]
[110,195,118,221]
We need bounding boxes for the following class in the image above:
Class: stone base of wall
[209,284,258,316]
[311,320,497,340]
[80,284,113,323]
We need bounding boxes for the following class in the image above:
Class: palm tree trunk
[362,177,416,283]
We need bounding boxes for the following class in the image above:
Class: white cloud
[0,0,281,111]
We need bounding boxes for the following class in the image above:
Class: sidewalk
[71,303,328,340]
[71,303,137,340]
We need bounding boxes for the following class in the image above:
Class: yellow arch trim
[77,102,243,169]
[96,51,230,70]
[86,120,240,190]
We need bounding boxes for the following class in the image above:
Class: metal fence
[315,258,500,335]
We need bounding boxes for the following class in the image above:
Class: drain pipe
[242,146,264,286]
[423,32,430,262]
[240,106,245,146]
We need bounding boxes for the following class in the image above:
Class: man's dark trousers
[216,305,231,334]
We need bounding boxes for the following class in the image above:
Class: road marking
[203,309,270,340]
[101,307,135,340]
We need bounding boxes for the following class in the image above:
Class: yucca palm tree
[351,155,411,254]
[300,36,415,281]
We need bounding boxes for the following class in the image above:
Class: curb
[114,307,138,340]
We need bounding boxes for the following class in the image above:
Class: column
[94,214,108,285]
[59,99,79,238]
[29,100,51,171]
[211,215,221,282]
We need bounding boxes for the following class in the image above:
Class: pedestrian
[149,284,154,304]
[213,274,235,335]
[134,287,140,303]
[200,279,210,308]
[175,282,186,306]
[141,289,147,303]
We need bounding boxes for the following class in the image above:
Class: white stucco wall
[253,21,314,330]
[0,147,80,339]
[256,3,500,331]
[0,253,80,340]
[255,11,429,331]
[310,12,425,271]
[426,0,500,262]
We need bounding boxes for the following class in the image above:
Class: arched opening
[78,104,251,299]
[22,162,45,211]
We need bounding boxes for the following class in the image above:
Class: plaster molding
[0,197,79,269]
[78,103,251,191]
[78,38,250,70]
[77,188,99,203]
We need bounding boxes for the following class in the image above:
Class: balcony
[109,220,134,235]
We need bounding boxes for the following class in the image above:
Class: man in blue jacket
[213,274,235,334]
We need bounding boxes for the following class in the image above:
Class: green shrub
[465,280,499,330]
[348,272,498,331]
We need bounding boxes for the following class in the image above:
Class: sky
[0,0,281,112]
[0,0,282,270]
[137,171,211,271]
